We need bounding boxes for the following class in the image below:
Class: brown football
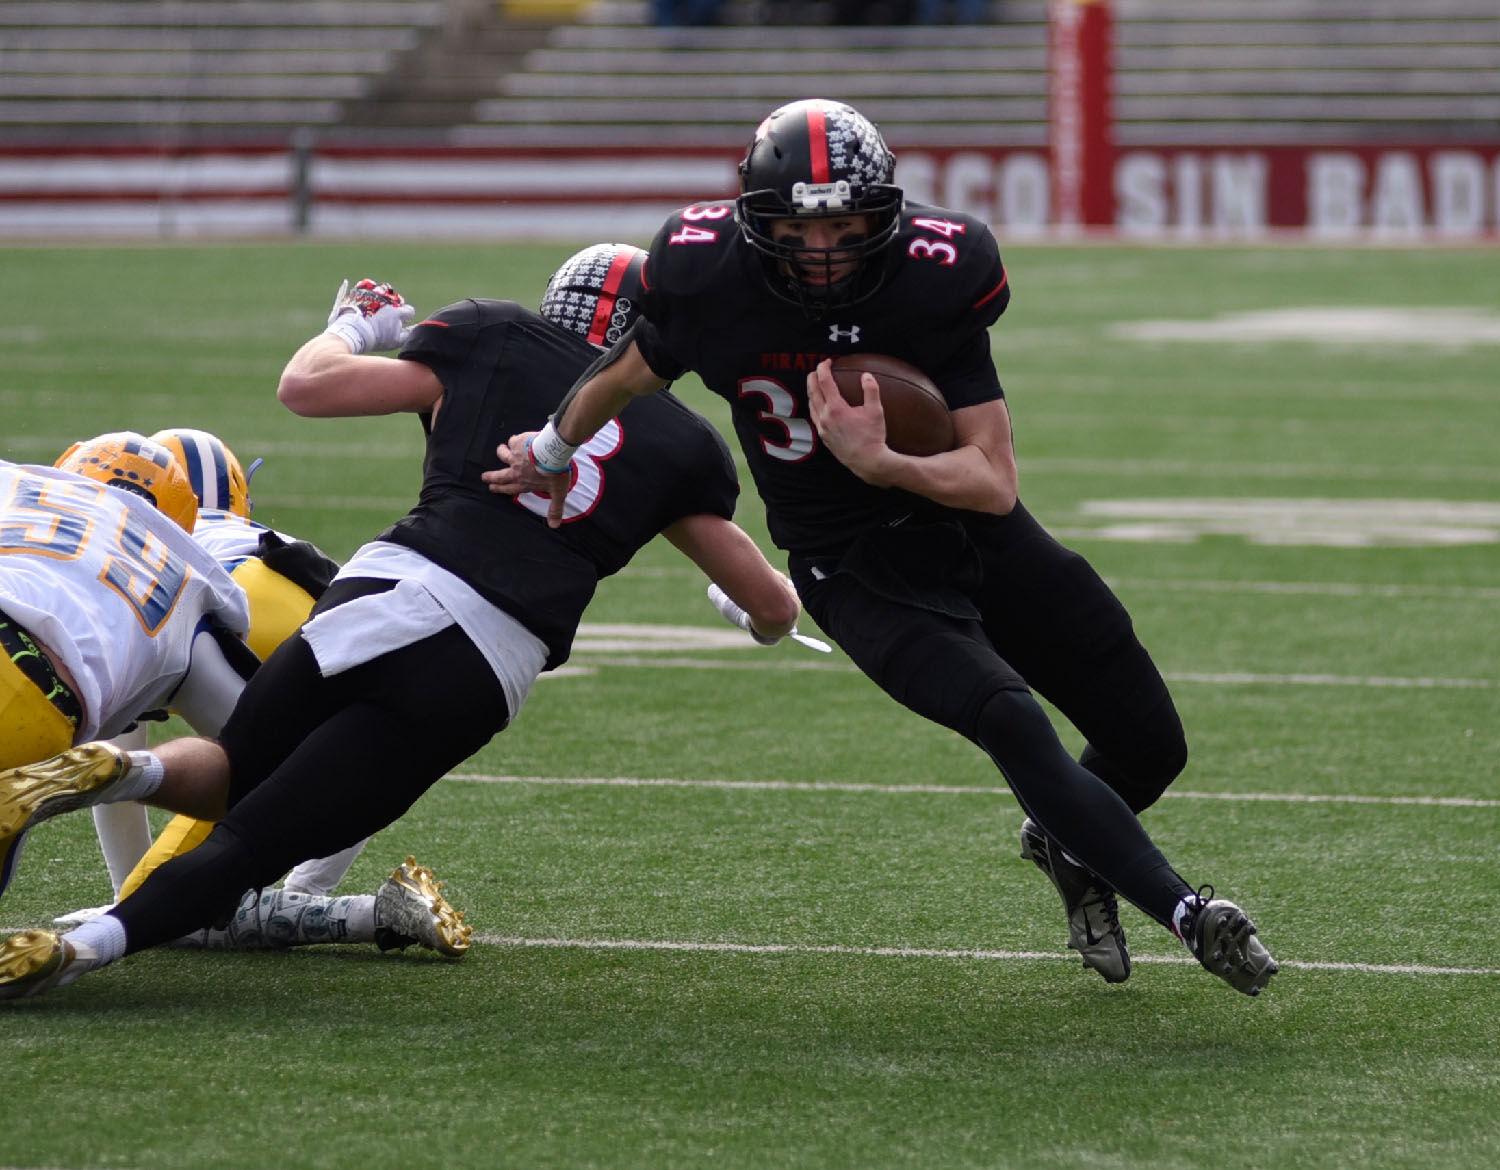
[827,354,955,457]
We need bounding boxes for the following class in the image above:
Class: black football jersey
[381,298,738,668]
[634,200,1010,555]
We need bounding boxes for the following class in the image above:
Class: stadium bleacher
[0,0,1495,146]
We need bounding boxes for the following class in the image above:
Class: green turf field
[2,240,1497,1170]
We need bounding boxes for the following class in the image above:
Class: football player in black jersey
[487,100,1279,997]
[0,246,800,999]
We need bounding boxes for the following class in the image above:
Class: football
[827,354,955,457]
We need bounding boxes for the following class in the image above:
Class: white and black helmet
[538,243,649,348]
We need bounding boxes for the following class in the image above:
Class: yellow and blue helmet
[149,427,253,519]
[55,431,199,532]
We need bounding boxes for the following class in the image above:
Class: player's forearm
[554,340,666,444]
[277,336,365,415]
[860,444,1018,514]
[665,516,800,640]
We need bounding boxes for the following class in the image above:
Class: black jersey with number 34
[381,298,738,667]
[633,200,1010,556]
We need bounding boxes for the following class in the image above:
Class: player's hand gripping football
[806,359,893,483]
[484,430,572,528]
[323,278,417,354]
[706,583,831,653]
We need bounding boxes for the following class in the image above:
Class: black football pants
[965,502,1188,813]
[791,544,1192,929]
[111,578,510,954]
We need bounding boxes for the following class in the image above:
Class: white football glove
[707,583,782,646]
[323,278,417,354]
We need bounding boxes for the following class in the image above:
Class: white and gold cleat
[373,856,473,958]
[0,743,131,900]
[0,929,85,1000]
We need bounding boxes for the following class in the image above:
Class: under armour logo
[828,324,861,343]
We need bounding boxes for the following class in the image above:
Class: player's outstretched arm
[277,279,441,418]
[663,514,800,643]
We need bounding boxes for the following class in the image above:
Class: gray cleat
[373,856,473,958]
[1179,888,1279,997]
[1020,817,1130,983]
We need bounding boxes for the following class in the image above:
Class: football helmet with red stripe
[735,98,903,315]
[539,243,649,349]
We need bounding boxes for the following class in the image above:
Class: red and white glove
[707,583,783,646]
[324,278,416,354]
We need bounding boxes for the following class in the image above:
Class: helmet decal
[735,99,903,315]
[539,243,649,348]
[54,431,199,532]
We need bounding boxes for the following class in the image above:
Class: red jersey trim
[971,270,1009,310]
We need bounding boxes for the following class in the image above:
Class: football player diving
[485,99,1279,997]
[0,245,800,999]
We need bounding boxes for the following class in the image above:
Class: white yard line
[480,933,1500,978]
[551,655,1494,689]
[1,928,1490,981]
[447,772,1500,809]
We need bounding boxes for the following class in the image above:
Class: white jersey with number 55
[0,462,249,740]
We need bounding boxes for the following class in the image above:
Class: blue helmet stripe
[176,434,208,506]
[206,438,231,512]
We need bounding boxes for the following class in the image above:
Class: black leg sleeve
[972,689,1192,928]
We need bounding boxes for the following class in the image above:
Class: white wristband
[530,420,578,474]
[323,314,373,355]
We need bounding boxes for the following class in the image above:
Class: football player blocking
[0,434,471,964]
[0,247,798,999]
[493,98,1278,996]
[74,428,389,925]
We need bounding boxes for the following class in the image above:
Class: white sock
[106,751,165,803]
[1171,894,1204,942]
[61,914,128,966]
[282,838,369,897]
[91,802,153,897]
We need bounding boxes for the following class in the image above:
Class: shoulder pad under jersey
[893,203,1010,329]
[400,299,538,366]
[644,201,742,299]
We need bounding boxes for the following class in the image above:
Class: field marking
[617,566,1500,603]
[1067,498,1500,548]
[0,926,1489,981]
[1110,306,1500,349]
[447,772,1500,809]
[1025,456,1500,485]
[480,933,1500,979]
[552,655,1494,690]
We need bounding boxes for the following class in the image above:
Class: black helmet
[539,243,649,348]
[735,99,903,315]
